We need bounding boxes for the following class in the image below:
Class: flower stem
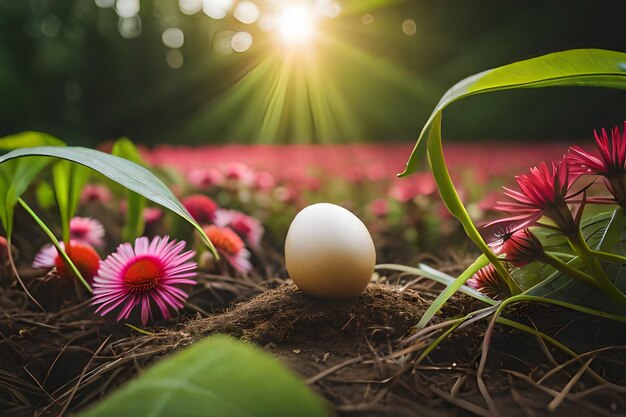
[539,253,596,286]
[567,229,626,303]
[18,198,92,293]
[589,249,626,265]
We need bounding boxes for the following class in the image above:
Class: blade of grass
[415,254,490,329]
[376,263,496,304]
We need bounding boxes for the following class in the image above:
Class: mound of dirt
[186,283,432,350]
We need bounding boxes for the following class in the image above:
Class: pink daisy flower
[80,184,112,204]
[203,225,252,273]
[70,217,105,247]
[214,209,264,247]
[144,207,163,224]
[369,198,390,218]
[388,173,437,203]
[253,171,276,192]
[187,168,223,188]
[33,241,101,282]
[91,236,197,325]
[182,194,219,225]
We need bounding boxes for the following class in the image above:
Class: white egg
[285,203,376,299]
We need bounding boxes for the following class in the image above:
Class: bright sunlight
[275,4,316,45]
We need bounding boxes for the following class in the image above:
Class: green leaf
[78,334,330,417]
[400,49,626,177]
[597,208,626,253]
[416,254,490,329]
[35,181,56,210]
[525,209,626,314]
[0,146,217,257]
[0,131,65,150]
[52,161,89,244]
[18,198,91,292]
[0,158,52,237]
[377,263,496,305]
[112,138,147,241]
[426,112,518,294]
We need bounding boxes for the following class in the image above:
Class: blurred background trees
[0,0,624,146]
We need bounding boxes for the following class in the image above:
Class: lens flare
[275,4,316,45]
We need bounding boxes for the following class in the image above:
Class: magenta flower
[214,209,264,247]
[80,184,112,204]
[369,198,390,218]
[493,160,584,234]
[143,207,163,224]
[0,236,9,266]
[92,236,197,325]
[187,168,223,188]
[568,122,626,206]
[467,264,511,300]
[388,173,437,203]
[203,225,252,272]
[33,241,101,282]
[182,194,218,225]
[489,227,545,268]
[70,217,105,247]
[253,171,276,192]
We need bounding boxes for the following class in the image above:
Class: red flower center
[71,224,89,238]
[204,226,244,256]
[54,242,100,281]
[123,256,163,293]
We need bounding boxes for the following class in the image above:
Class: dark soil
[1,263,626,417]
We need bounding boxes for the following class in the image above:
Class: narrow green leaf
[0,146,217,257]
[0,131,65,150]
[400,49,626,177]
[0,158,51,237]
[416,254,490,329]
[78,334,330,417]
[597,208,626,252]
[375,263,496,305]
[52,161,71,243]
[112,138,147,241]
[426,112,518,293]
[35,181,56,210]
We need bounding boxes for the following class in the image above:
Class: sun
[275,4,316,46]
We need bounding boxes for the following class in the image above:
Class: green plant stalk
[416,318,465,364]
[567,228,626,303]
[375,263,497,304]
[589,249,626,264]
[501,294,626,323]
[416,254,489,329]
[539,253,596,286]
[18,198,93,293]
[496,317,577,357]
[426,115,521,295]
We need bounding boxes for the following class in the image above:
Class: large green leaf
[78,334,330,417]
[0,146,217,257]
[400,49,626,177]
[526,209,626,314]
